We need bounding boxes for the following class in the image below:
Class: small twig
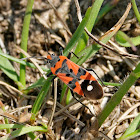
[48,78,57,127]
[74,0,82,22]
[9,105,32,114]
[98,54,123,62]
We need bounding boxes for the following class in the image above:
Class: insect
[46,52,103,100]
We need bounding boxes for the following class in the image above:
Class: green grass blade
[103,82,121,87]
[118,129,140,140]
[131,0,140,24]
[0,125,47,140]
[66,90,73,105]
[0,49,19,82]
[19,0,34,89]
[0,51,49,72]
[60,84,67,103]
[97,62,140,127]
[27,132,37,140]
[118,113,140,140]
[30,76,52,122]
[71,44,101,65]
[116,31,140,47]
[25,77,46,90]
[0,124,24,130]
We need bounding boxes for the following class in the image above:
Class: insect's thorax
[48,55,66,73]
[49,55,61,68]
[48,55,75,78]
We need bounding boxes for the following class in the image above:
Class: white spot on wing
[87,85,93,91]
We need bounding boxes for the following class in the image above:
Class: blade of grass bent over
[115,31,140,47]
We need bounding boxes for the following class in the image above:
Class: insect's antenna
[42,26,51,55]
[20,56,47,61]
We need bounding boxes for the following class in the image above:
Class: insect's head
[47,53,56,62]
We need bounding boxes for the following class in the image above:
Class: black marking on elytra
[58,58,60,61]
[68,79,77,89]
[76,68,86,78]
[55,68,61,74]
[62,59,67,66]
[66,73,71,77]
[70,69,73,73]
[81,80,103,100]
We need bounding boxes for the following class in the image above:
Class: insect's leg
[51,76,57,82]
[70,89,95,116]
[59,46,79,59]
[86,68,105,86]
[59,47,64,56]
[46,72,53,77]
[67,52,72,59]
[67,52,79,59]
[71,52,79,59]
[46,72,57,81]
